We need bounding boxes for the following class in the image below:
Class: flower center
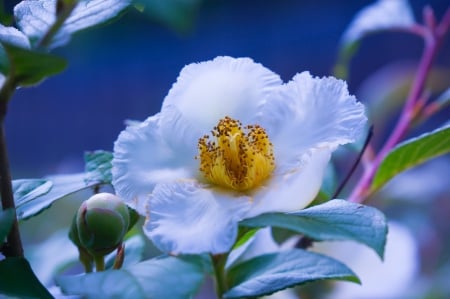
[197,116,275,191]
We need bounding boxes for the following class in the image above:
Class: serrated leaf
[17,173,98,220]
[225,249,359,298]
[372,124,450,192]
[0,208,15,241]
[240,199,387,258]
[15,0,131,49]
[84,150,113,185]
[57,255,205,299]
[0,257,53,299]
[1,43,66,86]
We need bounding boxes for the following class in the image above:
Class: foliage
[0,0,449,298]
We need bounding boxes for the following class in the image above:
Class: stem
[348,8,450,203]
[211,253,228,299]
[37,1,77,49]
[94,255,105,272]
[0,74,23,257]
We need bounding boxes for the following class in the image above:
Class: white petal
[0,24,31,48]
[112,115,194,214]
[161,56,282,134]
[145,181,252,254]
[263,72,366,168]
[247,148,331,218]
[342,0,415,46]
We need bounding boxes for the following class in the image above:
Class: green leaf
[0,257,53,299]
[104,235,146,269]
[240,199,387,258]
[0,208,15,241]
[84,150,113,185]
[137,0,202,32]
[15,0,132,49]
[225,249,359,298]
[57,255,205,299]
[372,124,450,192]
[17,173,98,220]
[1,43,67,86]
[13,179,53,207]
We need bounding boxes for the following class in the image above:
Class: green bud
[76,193,130,257]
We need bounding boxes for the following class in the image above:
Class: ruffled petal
[261,72,366,168]
[145,181,252,254]
[246,148,331,218]
[161,56,282,136]
[112,115,194,214]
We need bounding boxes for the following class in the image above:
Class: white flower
[112,56,366,254]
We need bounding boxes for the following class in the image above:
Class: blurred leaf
[341,0,415,48]
[240,199,387,259]
[84,150,113,185]
[17,173,98,220]
[14,0,131,49]
[0,208,14,241]
[13,178,53,206]
[336,0,415,77]
[104,234,146,269]
[0,257,53,299]
[57,255,205,298]
[225,249,359,298]
[372,124,450,192]
[1,43,66,86]
[137,0,202,32]
[435,87,450,109]
[0,24,30,49]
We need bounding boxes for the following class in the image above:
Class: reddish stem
[349,7,450,203]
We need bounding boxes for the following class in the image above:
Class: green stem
[211,253,229,299]
[94,255,105,272]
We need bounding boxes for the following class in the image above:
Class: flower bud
[76,193,130,257]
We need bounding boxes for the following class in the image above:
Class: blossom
[112,56,366,254]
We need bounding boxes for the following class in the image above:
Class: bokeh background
[2,0,450,298]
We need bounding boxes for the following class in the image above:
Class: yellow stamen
[197,116,275,191]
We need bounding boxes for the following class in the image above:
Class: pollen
[197,116,275,191]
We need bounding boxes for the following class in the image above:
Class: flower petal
[145,181,252,254]
[262,72,366,168]
[161,56,282,135]
[112,115,194,214]
[247,148,331,218]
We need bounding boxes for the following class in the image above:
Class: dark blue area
[5,0,450,177]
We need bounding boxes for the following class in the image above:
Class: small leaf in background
[336,0,415,78]
[104,235,146,269]
[372,124,450,192]
[84,150,113,185]
[0,208,15,242]
[1,43,67,86]
[137,0,203,32]
[13,179,53,207]
[225,249,359,298]
[0,257,53,299]
[17,173,98,220]
[14,0,132,49]
[341,0,415,47]
[0,24,30,49]
[240,199,387,259]
[57,255,206,299]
